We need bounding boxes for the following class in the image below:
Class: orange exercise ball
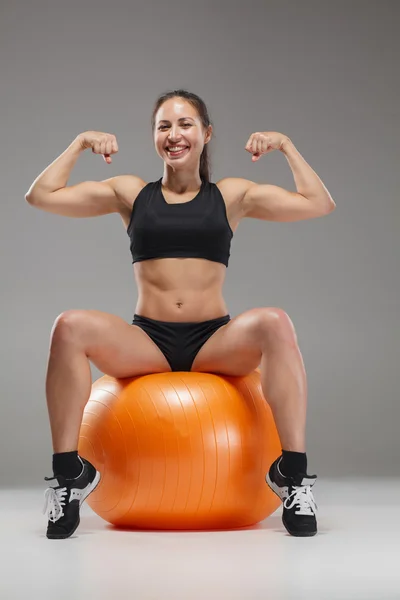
[78,369,281,530]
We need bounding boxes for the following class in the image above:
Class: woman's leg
[43,309,173,539]
[258,310,307,452]
[46,309,171,453]
[191,307,307,453]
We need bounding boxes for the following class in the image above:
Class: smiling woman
[26,87,334,539]
[158,119,193,158]
[151,90,213,185]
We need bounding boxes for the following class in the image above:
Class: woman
[26,89,336,540]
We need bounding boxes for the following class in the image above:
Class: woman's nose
[168,127,182,141]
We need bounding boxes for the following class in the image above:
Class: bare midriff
[133,258,229,322]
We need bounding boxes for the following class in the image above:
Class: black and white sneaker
[43,456,100,539]
[266,455,318,537]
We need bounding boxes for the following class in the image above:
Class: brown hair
[151,89,213,182]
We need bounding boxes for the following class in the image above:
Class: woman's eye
[159,124,191,130]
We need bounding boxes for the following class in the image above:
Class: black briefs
[131,313,231,372]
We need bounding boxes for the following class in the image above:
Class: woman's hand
[245,131,289,162]
[77,131,119,164]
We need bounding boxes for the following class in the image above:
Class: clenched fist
[77,131,119,164]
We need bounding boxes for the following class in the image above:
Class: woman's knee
[251,307,298,346]
[50,310,92,346]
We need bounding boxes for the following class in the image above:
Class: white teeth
[168,147,187,152]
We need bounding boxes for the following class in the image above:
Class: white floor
[1,479,399,600]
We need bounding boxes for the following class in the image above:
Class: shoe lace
[284,484,318,515]
[43,481,68,523]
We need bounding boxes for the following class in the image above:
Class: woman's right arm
[25,132,127,218]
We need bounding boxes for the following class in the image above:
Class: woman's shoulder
[110,174,149,229]
[215,177,253,206]
[214,177,254,232]
[111,175,148,208]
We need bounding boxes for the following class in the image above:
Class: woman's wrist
[71,134,86,152]
[279,136,293,153]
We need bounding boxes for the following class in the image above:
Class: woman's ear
[205,125,213,144]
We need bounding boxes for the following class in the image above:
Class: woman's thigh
[50,309,172,378]
[191,307,294,376]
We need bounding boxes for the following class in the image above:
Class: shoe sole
[47,470,101,540]
[265,471,317,537]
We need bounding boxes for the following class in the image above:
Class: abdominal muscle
[133,257,229,322]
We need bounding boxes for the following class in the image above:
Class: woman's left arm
[280,137,335,209]
[239,132,336,222]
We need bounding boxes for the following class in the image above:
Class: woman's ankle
[52,450,82,479]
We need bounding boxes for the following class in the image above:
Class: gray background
[1,0,398,486]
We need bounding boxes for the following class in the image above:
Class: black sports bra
[127,177,233,267]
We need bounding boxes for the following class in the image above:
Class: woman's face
[154,97,212,166]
